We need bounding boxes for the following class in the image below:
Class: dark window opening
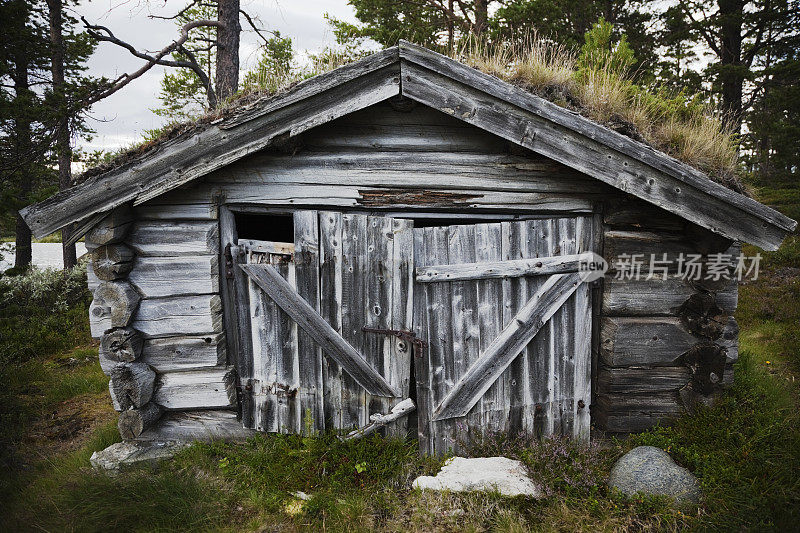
[235,213,294,243]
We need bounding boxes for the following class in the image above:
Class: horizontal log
[99,327,144,374]
[126,221,219,257]
[596,366,691,394]
[110,362,156,411]
[603,198,685,231]
[136,410,254,442]
[132,295,223,338]
[128,255,219,298]
[594,392,682,433]
[135,203,217,221]
[152,366,236,410]
[84,205,134,246]
[118,402,163,439]
[600,316,700,367]
[91,244,134,281]
[603,276,738,316]
[89,281,141,338]
[141,333,226,372]
[415,254,582,283]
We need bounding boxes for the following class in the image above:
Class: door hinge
[224,243,235,279]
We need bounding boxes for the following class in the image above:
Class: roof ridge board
[220,46,400,130]
[397,40,796,233]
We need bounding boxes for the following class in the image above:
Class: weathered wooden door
[413,217,594,455]
[237,211,414,435]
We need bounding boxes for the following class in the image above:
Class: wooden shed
[22,42,796,455]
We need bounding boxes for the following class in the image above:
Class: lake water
[0,242,88,272]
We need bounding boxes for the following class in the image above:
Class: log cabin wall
[84,100,741,441]
[594,198,739,433]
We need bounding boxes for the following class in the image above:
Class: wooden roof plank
[20,52,401,239]
[398,41,795,235]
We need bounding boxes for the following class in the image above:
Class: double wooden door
[235,211,593,452]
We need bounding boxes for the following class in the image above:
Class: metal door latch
[362,326,427,358]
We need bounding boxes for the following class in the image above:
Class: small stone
[609,446,701,504]
[90,440,188,473]
[412,456,541,498]
[292,491,311,501]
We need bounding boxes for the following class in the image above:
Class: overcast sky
[72,0,362,153]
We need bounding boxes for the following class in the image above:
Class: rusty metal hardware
[361,326,427,358]
[224,243,234,279]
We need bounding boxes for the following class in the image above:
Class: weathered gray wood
[217,206,241,395]
[600,317,701,367]
[294,211,324,433]
[110,362,156,410]
[99,327,143,374]
[416,253,582,283]
[411,227,433,454]
[86,260,100,291]
[136,410,255,442]
[21,49,402,238]
[341,398,415,441]
[128,255,219,298]
[597,367,692,394]
[84,205,134,246]
[571,217,593,439]
[65,212,108,248]
[141,333,226,372]
[240,263,399,397]
[594,392,682,433]
[89,281,141,338]
[132,295,223,338]
[118,402,163,439]
[603,276,738,316]
[603,197,685,231]
[135,203,217,220]
[319,211,345,430]
[398,41,796,249]
[126,221,219,257]
[91,244,134,281]
[212,151,606,196]
[433,272,584,421]
[153,366,236,410]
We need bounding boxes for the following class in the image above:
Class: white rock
[412,456,541,498]
[90,440,188,473]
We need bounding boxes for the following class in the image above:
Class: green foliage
[241,32,294,93]
[578,17,635,73]
[0,263,91,364]
[153,2,218,120]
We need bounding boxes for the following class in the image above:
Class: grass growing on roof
[453,22,742,191]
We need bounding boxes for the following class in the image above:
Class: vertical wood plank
[527,219,552,437]
[294,211,323,433]
[340,213,368,428]
[412,227,433,455]
[573,216,593,440]
[389,218,414,438]
[502,221,527,435]
[319,212,344,430]
[475,223,505,437]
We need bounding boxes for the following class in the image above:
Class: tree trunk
[214,0,240,103]
[718,0,745,132]
[473,0,488,37]
[47,0,76,269]
[12,26,33,270]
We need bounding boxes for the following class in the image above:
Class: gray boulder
[609,446,701,504]
[90,440,188,473]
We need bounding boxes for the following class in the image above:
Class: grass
[1,191,798,531]
[454,36,741,189]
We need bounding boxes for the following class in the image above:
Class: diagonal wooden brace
[240,263,400,398]
[433,272,584,421]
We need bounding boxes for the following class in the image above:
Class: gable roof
[21,41,796,250]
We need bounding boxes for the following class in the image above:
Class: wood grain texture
[136,410,255,442]
[153,366,236,410]
[128,255,219,298]
[434,273,583,421]
[141,333,227,372]
[126,221,219,257]
[89,281,141,338]
[416,253,582,282]
[600,317,701,367]
[240,263,399,397]
[132,295,223,338]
